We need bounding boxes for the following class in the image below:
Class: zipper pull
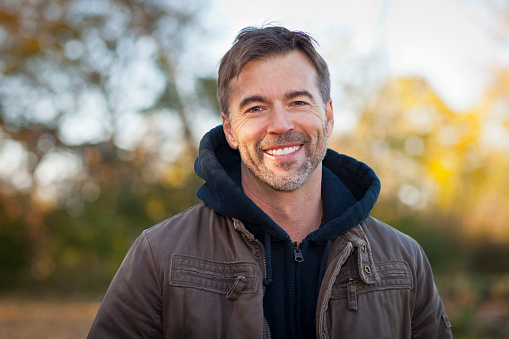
[293,242,304,262]
[347,277,358,311]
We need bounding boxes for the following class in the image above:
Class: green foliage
[196,77,221,115]
[0,156,202,295]
[0,221,30,290]
[470,242,509,275]
[381,214,469,274]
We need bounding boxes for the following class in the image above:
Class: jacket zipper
[232,219,273,337]
[252,236,272,338]
[293,241,304,262]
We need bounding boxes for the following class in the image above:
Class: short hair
[217,25,331,117]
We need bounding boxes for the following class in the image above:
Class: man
[88,26,452,338]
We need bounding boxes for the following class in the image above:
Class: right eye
[246,106,263,113]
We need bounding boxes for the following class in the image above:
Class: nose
[267,104,295,134]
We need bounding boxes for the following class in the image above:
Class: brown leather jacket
[87,203,452,338]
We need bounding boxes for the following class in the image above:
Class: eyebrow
[238,90,316,110]
[285,90,315,101]
[239,95,267,110]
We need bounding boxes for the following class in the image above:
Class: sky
[201,0,507,118]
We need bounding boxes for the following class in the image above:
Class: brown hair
[217,25,331,116]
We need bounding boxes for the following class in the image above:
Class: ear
[222,113,239,149]
[325,99,334,138]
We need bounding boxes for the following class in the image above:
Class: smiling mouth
[264,145,302,156]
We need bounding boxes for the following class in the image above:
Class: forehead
[230,51,319,100]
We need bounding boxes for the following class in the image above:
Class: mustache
[258,131,310,148]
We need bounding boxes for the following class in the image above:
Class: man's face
[222,50,334,191]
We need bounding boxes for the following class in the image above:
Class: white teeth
[266,145,301,156]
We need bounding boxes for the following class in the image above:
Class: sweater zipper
[293,241,304,262]
[293,241,305,337]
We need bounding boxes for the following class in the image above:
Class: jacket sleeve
[411,243,452,338]
[87,232,163,339]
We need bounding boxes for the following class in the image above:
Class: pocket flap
[332,260,413,298]
[169,254,259,295]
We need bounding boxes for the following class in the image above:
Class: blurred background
[0,0,508,337]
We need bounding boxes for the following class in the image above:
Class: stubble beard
[236,128,328,191]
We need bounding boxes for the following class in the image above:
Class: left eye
[292,101,307,106]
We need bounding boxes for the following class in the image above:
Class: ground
[1,296,508,338]
[0,298,100,339]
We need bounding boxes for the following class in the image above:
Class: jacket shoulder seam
[141,231,164,338]
[146,203,207,232]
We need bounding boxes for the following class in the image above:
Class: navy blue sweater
[194,126,381,338]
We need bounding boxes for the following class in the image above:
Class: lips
[264,145,302,156]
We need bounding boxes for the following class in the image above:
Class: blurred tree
[465,69,509,242]
[0,0,214,293]
[330,75,509,275]
[333,78,468,214]
[0,0,209,152]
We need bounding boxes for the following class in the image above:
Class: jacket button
[364,266,371,274]
[361,244,367,253]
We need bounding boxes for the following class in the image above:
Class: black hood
[194,125,381,244]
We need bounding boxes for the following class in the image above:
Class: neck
[241,164,323,242]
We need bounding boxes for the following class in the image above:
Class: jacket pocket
[169,254,259,299]
[332,260,413,300]
[324,261,415,337]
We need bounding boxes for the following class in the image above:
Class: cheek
[233,121,264,146]
[298,113,328,136]
[299,106,328,123]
